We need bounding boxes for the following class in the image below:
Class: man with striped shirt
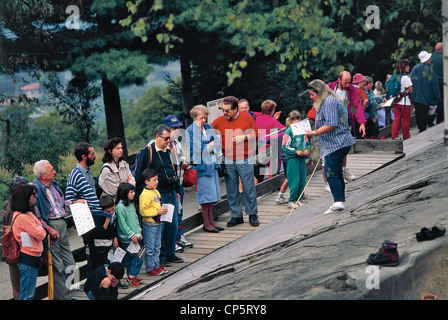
[66,142,112,271]
[34,160,78,300]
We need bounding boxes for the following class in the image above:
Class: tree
[43,72,101,143]
[2,0,166,159]
[121,0,376,121]
[0,100,70,177]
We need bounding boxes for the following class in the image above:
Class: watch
[244,135,248,141]
[313,131,316,136]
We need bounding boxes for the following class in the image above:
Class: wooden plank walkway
[68,151,404,300]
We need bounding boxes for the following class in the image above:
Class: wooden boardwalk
[68,151,404,300]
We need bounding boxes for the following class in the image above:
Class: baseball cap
[163,115,183,127]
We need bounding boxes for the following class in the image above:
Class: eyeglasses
[159,136,170,141]
[219,107,234,114]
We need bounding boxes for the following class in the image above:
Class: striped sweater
[66,166,111,218]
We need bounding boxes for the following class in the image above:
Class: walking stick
[284,157,321,222]
[47,234,54,300]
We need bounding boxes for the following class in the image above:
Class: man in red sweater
[211,96,259,227]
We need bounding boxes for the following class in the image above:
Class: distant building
[20,83,45,101]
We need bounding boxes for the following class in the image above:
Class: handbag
[1,214,21,264]
[182,167,198,187]
[216,163,227,177]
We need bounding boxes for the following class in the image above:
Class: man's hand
[359,124,366,138]
[232,135,246,144]
[47,227,60,241]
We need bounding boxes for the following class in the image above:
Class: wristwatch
[312,131,316,136]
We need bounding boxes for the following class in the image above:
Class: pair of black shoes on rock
[416,226,446,241]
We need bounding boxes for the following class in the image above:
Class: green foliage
[71,49,153,87]
[43,72,101,143]
[0,101,71,177]
[123,79,182,151]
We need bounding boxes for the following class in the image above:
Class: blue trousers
[224,159,258,218]
[143,223,162,272]
[159,190,178,261]
[324,146,352,203]
[176,185,184,240]
[18,262,38,300]
[120,242,144,277]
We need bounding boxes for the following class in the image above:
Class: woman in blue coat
[187,105,223,233]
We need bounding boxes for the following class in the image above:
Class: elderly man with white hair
[33,160,81,300]
[410,51,441,133]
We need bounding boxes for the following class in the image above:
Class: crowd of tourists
[3,43,443,299]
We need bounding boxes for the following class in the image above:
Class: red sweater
[211,112,258,161]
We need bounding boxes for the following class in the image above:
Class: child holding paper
[139,169,168,276]
[93,196,119,270]
[115,182,144,287]
[282,110,310,209]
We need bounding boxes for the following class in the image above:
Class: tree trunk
[101,77,129,159]
[443,0,448,145]
[180,31,194,127]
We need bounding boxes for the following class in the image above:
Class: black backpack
[94,165,112,198]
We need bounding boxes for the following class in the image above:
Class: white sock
[277,192,284,198]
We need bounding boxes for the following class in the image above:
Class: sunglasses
[219,107,234,114]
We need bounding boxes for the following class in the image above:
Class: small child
[92,195,119,270]
[115,182,144,287]
[84,262,125,300]
[281,110,310,208]
[139,169,168,276]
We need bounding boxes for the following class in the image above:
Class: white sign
[207,98,224,124]
[69,202,95,236]
[290,119,311,136]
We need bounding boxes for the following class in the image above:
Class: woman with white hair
[305,79,356,215]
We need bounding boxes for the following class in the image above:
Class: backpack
[1,214,21,264]
[385,73,402,98]
[94,165,112,198]
[130,143,153,177]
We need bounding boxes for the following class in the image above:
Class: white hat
[418,51,432,63]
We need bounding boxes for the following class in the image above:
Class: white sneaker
[288,201,303,209]
[324,182,331,192]
[276,196,288,204]
[343,168,356,181]
[324,202,345,215]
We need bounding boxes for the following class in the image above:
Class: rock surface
[136,124,448,301]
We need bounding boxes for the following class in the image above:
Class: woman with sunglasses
[11,184,46,300]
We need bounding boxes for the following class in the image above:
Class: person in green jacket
[115,182,144,287]
[282,111,310,209]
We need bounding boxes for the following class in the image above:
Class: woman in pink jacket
[11,184,46,300]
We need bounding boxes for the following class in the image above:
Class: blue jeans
[224,158,258,218]
[143,223,163,272]
[159,190,179,261]
[324,146,352,203]
[120,242,144,277]
[176,185,184,240]
[18,262,39,300]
